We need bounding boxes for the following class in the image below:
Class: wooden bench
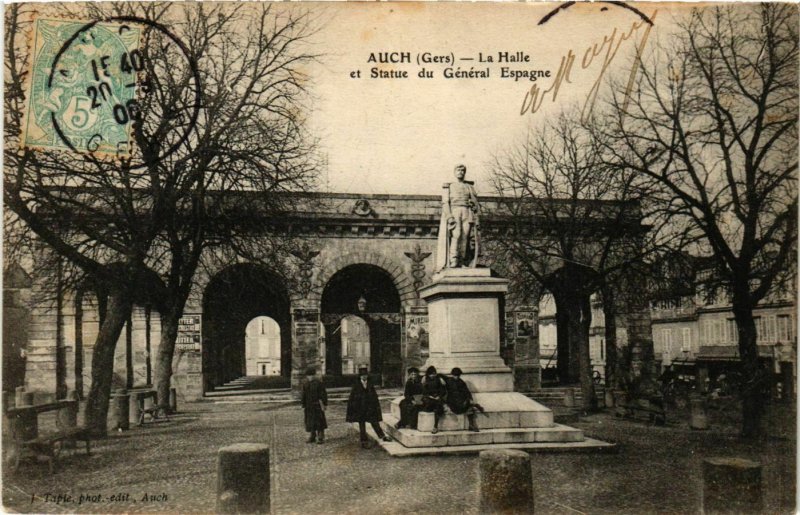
[136,391,170,426]
[615,397,666,425]
[5,400,91,473]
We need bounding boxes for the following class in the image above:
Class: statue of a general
[436,164,481,270]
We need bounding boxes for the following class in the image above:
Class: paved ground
[3,398,795,514]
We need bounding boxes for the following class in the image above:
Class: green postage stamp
[21,18,142,157]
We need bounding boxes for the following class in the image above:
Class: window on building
[682,328,691,351]
[662,329,673,357]
[711,319,724,344]
[768,315,777,343]
[755,316,777,343]
[778,315,792,341]
[727,319,738,344]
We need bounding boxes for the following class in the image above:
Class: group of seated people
[395,365,485,433]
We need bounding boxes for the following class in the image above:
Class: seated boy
[396,367,423,429]
[420,366,447,433]
[445,367,484,432]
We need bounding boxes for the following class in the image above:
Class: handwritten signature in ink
[520,10,657,120]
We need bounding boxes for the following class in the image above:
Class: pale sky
[303,2,675,195]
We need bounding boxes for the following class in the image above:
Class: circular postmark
[44,16,201,169]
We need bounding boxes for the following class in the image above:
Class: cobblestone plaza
[3,399,795,514]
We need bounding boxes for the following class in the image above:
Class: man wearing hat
[420,366,448,433]
[396,367,423,429]
[445,367,484,432]
[346,365,392,448]
[301,367,328,444]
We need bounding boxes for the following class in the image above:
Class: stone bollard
[563,388,575,408]
[216,443,270,514]
[169,387,178,414]
[690,397,709,430]
[479,449,534,514]
[702,457,762,513]
[15,387,25,408]
[604,389,615,408]
[129,392,142,426]
[109,389,130,431]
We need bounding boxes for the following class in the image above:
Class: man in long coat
[301,367,327,444]
[346,365,392,448]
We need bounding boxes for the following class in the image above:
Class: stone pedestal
[690,397,709,430]
[479,449,534,513]
[380,268,606,454]
[217,443,270,514]
[420,268,513,392]
[702,457,762,513]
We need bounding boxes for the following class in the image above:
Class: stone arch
[311,252,416,306]
[202,263,292,388]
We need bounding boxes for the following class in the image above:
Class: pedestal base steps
[378,392,615,455]
[394,392,555,430]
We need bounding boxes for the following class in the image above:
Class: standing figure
[396,367,423,429]
[301,367,327,444]
[445,367,484,432]
[346,366,392,448]
[420,366,448,434]
[436,164,481,270]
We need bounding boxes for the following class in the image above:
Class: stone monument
[381,165,609,454]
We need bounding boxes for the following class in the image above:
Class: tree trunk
[155,305,182,410]
[554,290,582,384]
[84,292,132,437]
[576,294,597,410]
[555,305,571,385]
[732,295,763,439]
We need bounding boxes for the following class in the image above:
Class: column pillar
[81,294,101,397]
[402,305,429,373]
[625,307,656,382]
[291,299,321,391]
[131,306,148,387]
[171,309,204,402]
[618,273,656,386]
[112,317,128,389]
[25,265,60,395]
[149,310,162,385]
[513,305,541,393]
[62,292,77,398]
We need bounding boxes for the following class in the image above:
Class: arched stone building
[20,192,655,401]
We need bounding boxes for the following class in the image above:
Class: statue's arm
[469,184,481,216]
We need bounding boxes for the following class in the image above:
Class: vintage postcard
[3,1,797,514]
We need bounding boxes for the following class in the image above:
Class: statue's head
[454,164,467,180]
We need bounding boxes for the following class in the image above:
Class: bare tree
[5,3,172,435]
[604,4,797,437]
[488,110,672,410]
[4,3,319,432]
[125,3,320,409]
